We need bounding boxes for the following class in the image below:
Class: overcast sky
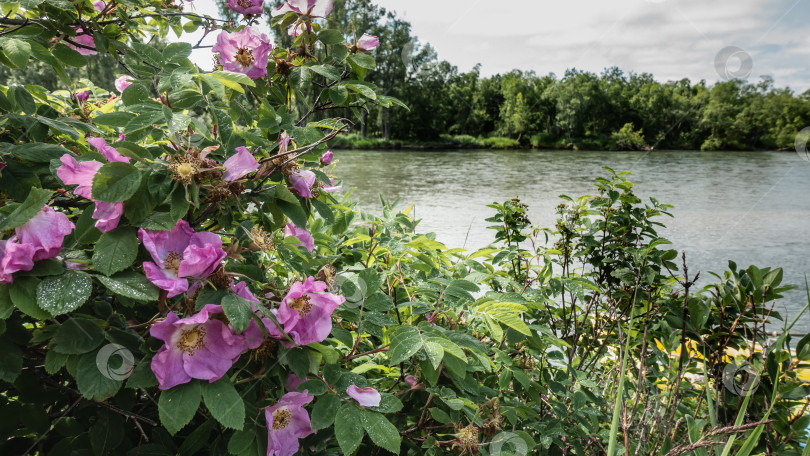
[188,0,810,91]
[373,0,810,91]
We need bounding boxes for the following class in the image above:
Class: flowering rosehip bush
[1,0,810,455]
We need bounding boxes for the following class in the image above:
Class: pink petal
[346,385,381,407]
[223,146,259,182]
[152,346,192,390]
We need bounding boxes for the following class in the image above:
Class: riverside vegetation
[1,0,810,455]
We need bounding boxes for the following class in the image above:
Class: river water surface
[335,149,810,332]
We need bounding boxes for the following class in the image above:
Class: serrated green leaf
[335,403,363,455]
[164,42,192,63]
[97,271,160,302]
[0,187,51,231]
[36,270,92,315]
[52,317,104,355]
[2,38,31,69]
[52,43,87,67]
[10,143,72,163]
[359,410,400,454]
[202,378,244,430]
[311,394,341,430]
[221,293,253,333]
[92,226,138,276]
[76,349,122,401]
[388,325,423,365]
[9,276,48,319]
[159,381,201,435]
[318,29,344,45]
[91,161,140,202]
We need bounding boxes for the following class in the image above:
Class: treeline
[315,1,810,151]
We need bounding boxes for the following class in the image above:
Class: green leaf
[370,394,403,414]
[423,340,444,369]
[335,403,364,455]
[202,378,244,430]
[97,271,160,302]
[360,410,401,454]
[159,381,201,435]
[212,70,256,88]
[345,83,376,100]
[9,143,72,163]
[45,350,68,374]
[163,42,192,63]
[227,429,255,455]
[0,187,51,231]
[318,29,344,45]
[91,161,141,202]
[52,317,104,355]
[76,349,122,401]
[311,394,341,430]
[94,112,136,128]
[348,54,376,70]
[221,293,254,334]
[9,276,48,319]
[122,83,150,106]
[2,38,31,69]
[0,338,22,382]
[92,227,139,276]
[309,64,342,81]
[0,284,13,319]
[52,43,87,67]
[388,325,423,365]
[36,270,92,315]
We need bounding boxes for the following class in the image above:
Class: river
[335,149,810,332]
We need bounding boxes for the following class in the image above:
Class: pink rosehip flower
[72,90,90,103]
[118,133,126,142]
[223,146,259,182]
[283,223,314,252]
[150,304,248,390]
[138,220,227,298]
[356,33,379,52]
[279,131,291,154]
[346,384,381,407]
[276,277,344,347]
[320,150,333,165]
[93,1,106,11]
[0,239,35,284]
[226,0,263,15]
[114,75,134,93]
[212,27,272,79]
[290,170,316,198]
[87,137,130,163]
[265,392,315,456]
[67,28,97,56]
[0,206,74,283]
[16,206,75,262]
[285,373,307,392]
[57,154,124,233]
[322,177,341,193]
[271,0,333,18]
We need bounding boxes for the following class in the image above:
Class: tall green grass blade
[607,293,637,456]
